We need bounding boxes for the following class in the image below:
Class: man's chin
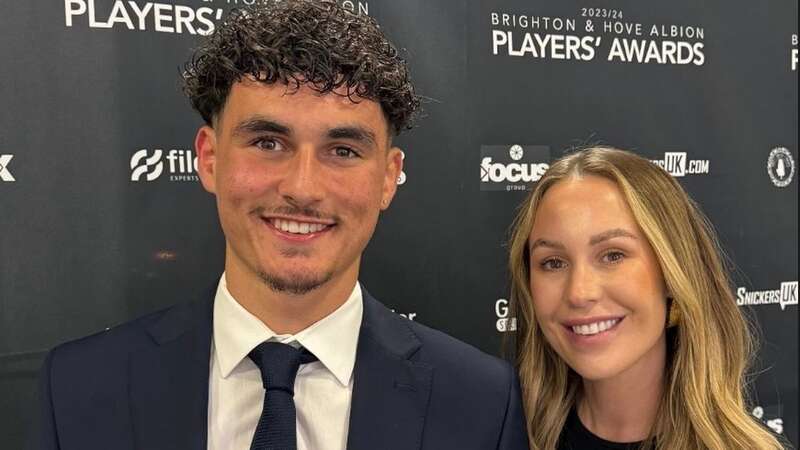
[257,270,333,296]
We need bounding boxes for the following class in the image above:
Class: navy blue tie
[248,342,317,450]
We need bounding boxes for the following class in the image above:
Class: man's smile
[260,215,338,242]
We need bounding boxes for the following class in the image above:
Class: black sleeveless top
[557,409,644,450]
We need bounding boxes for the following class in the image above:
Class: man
[39,1,529,449]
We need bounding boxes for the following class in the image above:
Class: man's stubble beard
[245,205,340,294]
[257,248,334,295]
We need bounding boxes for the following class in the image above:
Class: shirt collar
[212,273,363,387]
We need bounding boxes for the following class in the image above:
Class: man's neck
[224,261,359,336]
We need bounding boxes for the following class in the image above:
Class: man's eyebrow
[530,239,566,252]
[328,126,378,147]
[232,117,292,138]
[589,228,638,246]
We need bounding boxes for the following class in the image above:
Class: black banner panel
[1,1,796,448]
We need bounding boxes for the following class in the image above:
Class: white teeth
[601,320,616,332]
[269,219,328,235]
[571,319,620,336]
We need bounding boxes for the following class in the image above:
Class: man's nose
[277,146,325,207]
[565,263,601,308]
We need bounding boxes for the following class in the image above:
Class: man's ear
[381,147,404,210]
[195,125,218,194]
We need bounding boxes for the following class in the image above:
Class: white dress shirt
[207,274,363,450]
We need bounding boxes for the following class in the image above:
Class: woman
[508,147,785,449]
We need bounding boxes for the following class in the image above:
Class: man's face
[196,80,402,295]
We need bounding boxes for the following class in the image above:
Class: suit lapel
[347,292,433,450]
[129,293,214,450]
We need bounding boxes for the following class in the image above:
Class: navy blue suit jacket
[40,288,530,450]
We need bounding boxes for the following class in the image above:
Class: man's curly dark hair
[182,0,420,136]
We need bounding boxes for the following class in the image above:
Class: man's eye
[254,138,284,152]
[333,147,359,158]
[541,258,567,271]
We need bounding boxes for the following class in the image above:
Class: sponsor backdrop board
[0,0,796,448]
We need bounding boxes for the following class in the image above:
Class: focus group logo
[130,148,199,182]
[650,152,710,177]
[65,0,369,35]
[490,6,706,66]
[0,154,15,182]
[481,145,550,192]
[737,281,798,311]
[767,147,795,188]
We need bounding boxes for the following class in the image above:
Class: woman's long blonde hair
[508,147,785,450]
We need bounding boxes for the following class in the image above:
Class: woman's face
[528,175,668,382]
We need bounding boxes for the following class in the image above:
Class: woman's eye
[602,251,625,264]
[541,258,567,271]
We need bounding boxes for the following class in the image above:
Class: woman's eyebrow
[589,228,638,246]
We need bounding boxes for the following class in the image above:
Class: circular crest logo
[509,145,524,161]
[767,147,795,188]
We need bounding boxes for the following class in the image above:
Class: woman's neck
[577,335,667,443]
